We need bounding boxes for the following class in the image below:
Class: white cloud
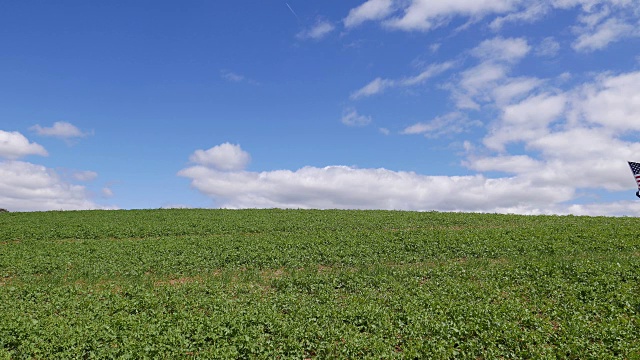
[463,69,640,197]
[400,61,455,86]
[344,0,395,28]
[572,17,636,51]
[575,3,611,27]
[189,143,251,171]
[0,129,108,211]
[178,162,574,213]
[475,130,639,192]
[446,37,533,109]
[466,155,544,174]
[179,131,640,215]
[402,112,480,138]
[350,78,394,99]
[297,20,335,40]
[531,127,639,170]
[565,200,640,217]
[577,71,640,131]
[452,62,509,109]
[341,108,372,126]
[175,163,639,215]
[501,93,567,125]
[460,63,508,93]
[490,2,550,29]
[470,37,531,63]
[0,130,48,159]
[350,62,453,99]
[385,0,519,31]
[492,77,544,105]
[343,0,639,53]
[0,161,104,212]
[30,121,89,139]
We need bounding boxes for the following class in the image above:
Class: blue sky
[2,0,640,215]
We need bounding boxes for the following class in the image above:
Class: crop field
[0,209,639,359]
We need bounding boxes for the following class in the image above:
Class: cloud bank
[0,129,107,212]
[0,130,48,159]
[0,161,101,212]
[179,137,640,216]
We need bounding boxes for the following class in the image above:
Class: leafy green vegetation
[1,209,639,358]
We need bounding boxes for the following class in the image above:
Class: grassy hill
[1,209,639,358]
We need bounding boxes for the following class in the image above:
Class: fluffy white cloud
[470,37,531,63]
[459,63,509,94]
[462,68,640,197]
[466,155,544,174]
[0,131,48,159]
[297,20,335,40]
[444,37,533,109]
[0,161,104,212]
[483,93,566,151]
[503,93,566,125]
[490,2,550,29]
[30,121,88,139]
[179,136,640,215]
[189,143,251,171]
[178,160,574,213]
[0,128,108,211]
[576,71,640,131]
[565,200,640,217]
[344,0,395,28]
[492,77,544,105]
[385,0,519,31]
[573,17,637,51]
[469,128,640,192]
[452,62,508,109]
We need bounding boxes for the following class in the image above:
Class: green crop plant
[1,209,639,358]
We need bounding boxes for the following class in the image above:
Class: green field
[1,209,639,359]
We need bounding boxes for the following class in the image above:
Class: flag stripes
[628,161,640,189]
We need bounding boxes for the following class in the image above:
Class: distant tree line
[0,208,8,213]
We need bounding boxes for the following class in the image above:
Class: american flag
[628,161,640,189]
